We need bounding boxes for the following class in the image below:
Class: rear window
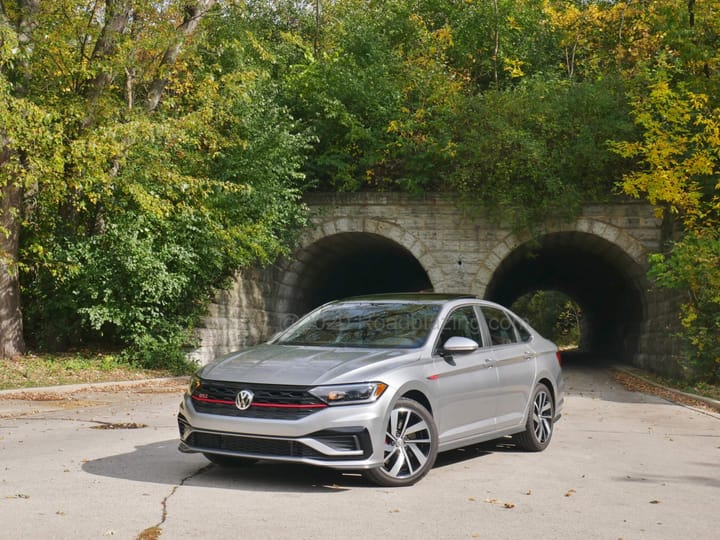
[511,315,533,343]
[480,307,519,346]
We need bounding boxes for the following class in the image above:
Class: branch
[12,0,39,96]
[84,0,132,118]
[16,0,40,44]
[145,0,216,112]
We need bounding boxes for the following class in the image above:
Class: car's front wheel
[364,398,438,487]
[202,453,258,467]
[514,383,554,451]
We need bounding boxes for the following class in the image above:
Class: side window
[438,306,484,348]
[511,314,533,343]
[480,307,518,346]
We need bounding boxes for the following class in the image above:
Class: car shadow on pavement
[82,437,510,491]
[433,438,519,469]
[82,439,378,492]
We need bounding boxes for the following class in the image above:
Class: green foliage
[255,0,469,192]
[648,232,720,383]
[512,290,581,348]
[449,75,636,229]
[272,1,638,224]
[5,1,310,368]
[612,78,720,229]
[442,0,560,87]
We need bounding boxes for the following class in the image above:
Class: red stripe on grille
[252,402,327,409]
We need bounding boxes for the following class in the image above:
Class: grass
[0,352,180,391]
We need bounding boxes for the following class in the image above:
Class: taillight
[556,351,562,366]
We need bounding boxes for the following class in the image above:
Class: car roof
[338,292,478,303]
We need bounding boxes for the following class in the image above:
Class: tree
[1,2,60,357]
[512,290,581,348]
[2,0,220,357]
[1,1,310,366]
[609,1,720,381]
[448,74,636,229]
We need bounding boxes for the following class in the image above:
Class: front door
[430,306,499,445]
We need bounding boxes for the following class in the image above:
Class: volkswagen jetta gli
[178,294,565,486]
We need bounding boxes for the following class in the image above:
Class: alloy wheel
[382,406,434,479]
[532,388,553,443]
[364,398,438,486]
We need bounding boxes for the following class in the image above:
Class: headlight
[310,382,388,405]
[188,375,201,394]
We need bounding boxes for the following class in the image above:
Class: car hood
[198,344,421,386]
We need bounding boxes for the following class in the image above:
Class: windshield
[275,302,442,348]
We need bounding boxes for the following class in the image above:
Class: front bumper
[177,393,388,470]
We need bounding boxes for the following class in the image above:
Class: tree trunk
[84,0,133,122]
[0,163,25,357]
[0,0,40,357]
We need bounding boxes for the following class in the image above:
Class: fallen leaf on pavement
[136,526,161,540]
[4,493,30,499]
[484,498,515,509]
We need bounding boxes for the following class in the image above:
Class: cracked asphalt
[1,366,719,540]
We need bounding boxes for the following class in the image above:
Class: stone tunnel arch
[275,218,442,320]
[479,220,649,363]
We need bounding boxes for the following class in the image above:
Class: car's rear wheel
[364,398,438,487]
[202,453,258,467]
[514,383,554,451]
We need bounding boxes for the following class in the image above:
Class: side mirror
[443,336,479,353]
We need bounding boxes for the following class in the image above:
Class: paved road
[1,367,718,540]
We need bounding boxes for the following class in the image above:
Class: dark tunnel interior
[484,232,647,363]
[288,232,433,316]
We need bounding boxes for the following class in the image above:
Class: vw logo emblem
[235,389,254,410]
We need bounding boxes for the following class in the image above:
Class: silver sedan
[178,293,565,486]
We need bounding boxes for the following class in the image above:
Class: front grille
[184,428,373,462]
[188,431,324,458]
[191,381,326,419]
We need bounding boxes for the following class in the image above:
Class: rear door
[431,306,499,444]
[479,306,536,430]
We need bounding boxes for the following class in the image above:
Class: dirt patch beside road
[612,368,720,414]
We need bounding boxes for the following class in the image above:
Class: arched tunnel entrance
[485,232,647,364]
[286,232,433,317]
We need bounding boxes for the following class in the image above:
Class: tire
[202,453,258,467]
[364,398,438,487]
[514,383,554,452]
